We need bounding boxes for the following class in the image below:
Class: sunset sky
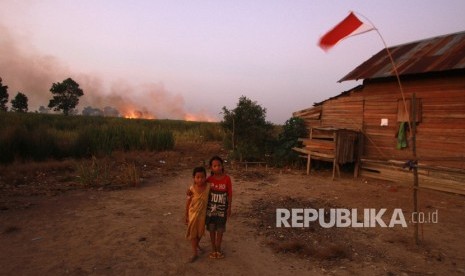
[1,1,464,123]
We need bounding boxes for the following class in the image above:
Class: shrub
[221,96,274,161]
[272,117,309,167]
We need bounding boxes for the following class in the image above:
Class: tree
[11,92,29,112]
[48,78,84,115]
[272,116,309,166]
[221,96,274,161]
[0,77,9,111]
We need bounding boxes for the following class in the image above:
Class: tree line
[1,76,310,167]
[0,77,83,115]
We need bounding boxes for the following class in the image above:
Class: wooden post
[307,128,313,175]
[354,132,364,178]
[412,93,419,245]
[332,131,337,180]
[232,116,235,151]
[306,154,311,175]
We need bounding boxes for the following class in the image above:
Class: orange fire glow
[184,113,218,122]
[121,107,156,120]
[124,113,155,119]
[117,103,217,122]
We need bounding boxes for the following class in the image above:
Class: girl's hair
[192,166,206,177]
[209,155,223,166]
[209,155,224,175]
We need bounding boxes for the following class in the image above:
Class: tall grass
[0,112,224,164]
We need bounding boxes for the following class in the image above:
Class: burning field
[0,24,218,122]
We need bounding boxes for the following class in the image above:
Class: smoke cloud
[0,24,215,121]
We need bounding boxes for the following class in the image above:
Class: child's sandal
[208,252,217,259]
[216,251,225,259]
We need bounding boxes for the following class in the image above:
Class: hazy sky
[1,1,464,123]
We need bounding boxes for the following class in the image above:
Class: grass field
[0,112,224,164]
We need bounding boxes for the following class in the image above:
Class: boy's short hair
[192,166,206,177]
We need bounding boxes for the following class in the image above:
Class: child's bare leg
[189,238,199,262]
[209,231,216,252]
[216,232,223,253]
[209,231,218,258]
[197,237,203,252]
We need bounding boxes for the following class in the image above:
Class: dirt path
[1,160,465,275]
[0,169,322,275]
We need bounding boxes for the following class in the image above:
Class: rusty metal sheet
[339,31,465,82]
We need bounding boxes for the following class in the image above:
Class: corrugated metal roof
[339,31,465,82]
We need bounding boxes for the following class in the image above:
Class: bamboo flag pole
[412,94,419,245]
[353,11,419,244]
[353,11,412,133]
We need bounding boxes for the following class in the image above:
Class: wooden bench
[292,127,360,180]
[293,134,339,180]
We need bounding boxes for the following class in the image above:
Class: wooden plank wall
[293,74,465,194]
[360,75,465,169]
[360,75,465,194]
[321,96,364,130]
[292,105,322,132]
[293,96,364,134]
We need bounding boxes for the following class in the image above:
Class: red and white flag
[318,12,375,51]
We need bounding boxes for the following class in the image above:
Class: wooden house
[293,31,465,194]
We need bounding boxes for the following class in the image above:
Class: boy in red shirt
[205,156,232,259]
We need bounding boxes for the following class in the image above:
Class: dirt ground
[1,142,464,275]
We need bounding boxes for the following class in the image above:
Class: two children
[185,156,232,262]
